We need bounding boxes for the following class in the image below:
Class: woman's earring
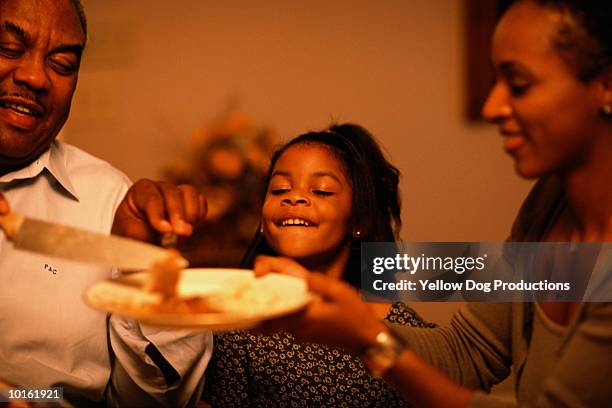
[353,229,363,239]
[259,224,264,234]
[603,104,612,117]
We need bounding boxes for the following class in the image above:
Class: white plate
[85,268,311,330]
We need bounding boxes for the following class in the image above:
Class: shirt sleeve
[106,314,213,407]
[103,168,212,406]
[389,302,513,392]
[390,302,612,407]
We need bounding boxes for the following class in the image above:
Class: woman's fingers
[253,255,308,279]
[253,256,357,303]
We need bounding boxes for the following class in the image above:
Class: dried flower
[162,110,278,267]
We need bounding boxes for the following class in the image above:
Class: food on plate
[85,269,310,329]
[124,265,286,315]
[143,249,184,297]
[141,278,283,315]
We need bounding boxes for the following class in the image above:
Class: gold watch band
[360,330,405,378]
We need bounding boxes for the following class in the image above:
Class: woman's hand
[112,179,207,243]
[254,255,386,354]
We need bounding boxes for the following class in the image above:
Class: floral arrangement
[163,111,278,267]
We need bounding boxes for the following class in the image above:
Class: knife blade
[0,212,188,271]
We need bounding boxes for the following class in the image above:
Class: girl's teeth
[281,218,311,226]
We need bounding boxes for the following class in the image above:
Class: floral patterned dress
[202,302,435,407]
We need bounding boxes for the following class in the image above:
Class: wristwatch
[360,329,406,378]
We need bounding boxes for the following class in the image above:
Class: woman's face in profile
[261,143,353,269]
[482,0,603,179]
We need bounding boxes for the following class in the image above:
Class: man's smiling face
[0,0,85,170]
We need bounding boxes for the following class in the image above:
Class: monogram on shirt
[44,263,58,275]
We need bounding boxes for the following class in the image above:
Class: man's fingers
[177,184,207,228]
[199,193,208,223]
[114,179,208,243]
[157,182,192,235]
[127,180,173,233]
[0,193,10,215]
[127,180,208,236]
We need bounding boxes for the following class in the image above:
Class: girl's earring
[352,229,363,239]
[259,224,264,234]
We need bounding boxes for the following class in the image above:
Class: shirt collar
[0,141,80,201]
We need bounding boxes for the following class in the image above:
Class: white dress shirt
[0,141,212,407]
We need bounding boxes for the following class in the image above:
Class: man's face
[0,0,85,169]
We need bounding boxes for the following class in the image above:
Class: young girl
[202,123,433,406]
[255,1,612,407]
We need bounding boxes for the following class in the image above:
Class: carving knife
[0,212,188,271]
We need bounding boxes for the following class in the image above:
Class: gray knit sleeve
[388,302,513,391]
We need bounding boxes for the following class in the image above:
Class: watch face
[361,331,404,378]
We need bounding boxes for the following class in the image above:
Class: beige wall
[67,1,532,324]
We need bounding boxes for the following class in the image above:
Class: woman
[255,1,612,407]
[202,124,434,407]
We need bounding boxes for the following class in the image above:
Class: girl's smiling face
[262,143,353,271]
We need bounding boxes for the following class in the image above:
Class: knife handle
[0,212,25,240]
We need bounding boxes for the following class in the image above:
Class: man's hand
[112,179,207,244]
[0,192,9,215]
[0,378,32,408]
[254,255,385,354]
